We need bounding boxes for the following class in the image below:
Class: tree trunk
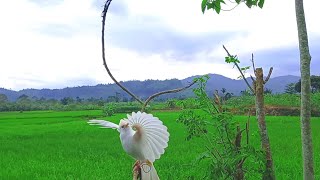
[295,0,314,179]
[254,68,275,180]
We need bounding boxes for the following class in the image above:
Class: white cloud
[0,0,319,90]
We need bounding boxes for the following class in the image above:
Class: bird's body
[119,127,144,160]
[88,111,169,180]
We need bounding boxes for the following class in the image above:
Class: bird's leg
[132,160,140,168]
[145,159,152,167]
[132,160,141,180]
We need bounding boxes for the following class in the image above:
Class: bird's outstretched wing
[88,120,119,131]
[127,112,169,162]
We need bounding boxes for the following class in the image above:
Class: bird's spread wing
[127,112,169,162]
[88,120,119,131]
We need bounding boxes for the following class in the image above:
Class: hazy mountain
[182,74,300,95]
[0,74,300,101]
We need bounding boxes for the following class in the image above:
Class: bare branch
[101,0,144,105]
[101,0,196,113]
[141,81,196,112]
[222,45,255,94]
[250,75,255,83]
[246,111,251,145]
[213,90,223,112]
[251,53,256,72]
[264,67,273,84]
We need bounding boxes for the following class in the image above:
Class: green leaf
[207,2,214,10]
[258,0,265,8]
[219,0,226,4]
[235,0,241,4]
[225,56,241,64]
[240,66,250,71]
[252,0,258,6]
[214,1,221,14]
[246,0,253,8]
[225,57,231,63]
[201,0,208,13]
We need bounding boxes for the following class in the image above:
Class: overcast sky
[0,0,319,90]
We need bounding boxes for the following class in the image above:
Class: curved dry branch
[141,81,196,112]
[101,0,195,112]
[222,45,255,94]
[101,0,144,105]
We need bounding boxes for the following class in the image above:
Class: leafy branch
[202,0,265,14]
[223,45,255,94]
[177,76,264,179]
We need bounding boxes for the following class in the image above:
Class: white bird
[88,111,169,180]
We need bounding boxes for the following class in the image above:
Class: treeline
[0,93,175,112]
[0,93,140,112]
[1,77,320,113]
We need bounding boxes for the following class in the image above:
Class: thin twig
[246,111,250,145]
[213,90,222,112]
[141,81,196,112]
[250,75,255,83]
[210,91,220,114]
[221,3,239,11]
[264,67,273,84]
[227,0,237,3]
[251,53,256,72]
[224,124,233,149]
[237,156,247,168]
[222,45,255,94]
[101,0,144,105]
[196,121,222,160]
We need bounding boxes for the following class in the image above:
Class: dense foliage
[177,76,264,179]
[2,92,320,116]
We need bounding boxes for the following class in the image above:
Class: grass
[0,110,319,179]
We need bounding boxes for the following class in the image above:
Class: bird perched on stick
[88,111,169,180]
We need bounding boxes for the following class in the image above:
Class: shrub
[178,75,264,179]
[103,103,115,116]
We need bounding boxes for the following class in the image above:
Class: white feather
[87,120,119,130]
[127,111,169,163]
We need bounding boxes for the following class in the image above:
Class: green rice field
[0,110,319,179]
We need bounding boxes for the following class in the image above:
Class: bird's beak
[120,120,129,128]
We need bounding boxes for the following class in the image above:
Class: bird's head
[119,119,129,129]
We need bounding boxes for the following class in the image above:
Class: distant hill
[182,74,300,95]
[0,74,300,101]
